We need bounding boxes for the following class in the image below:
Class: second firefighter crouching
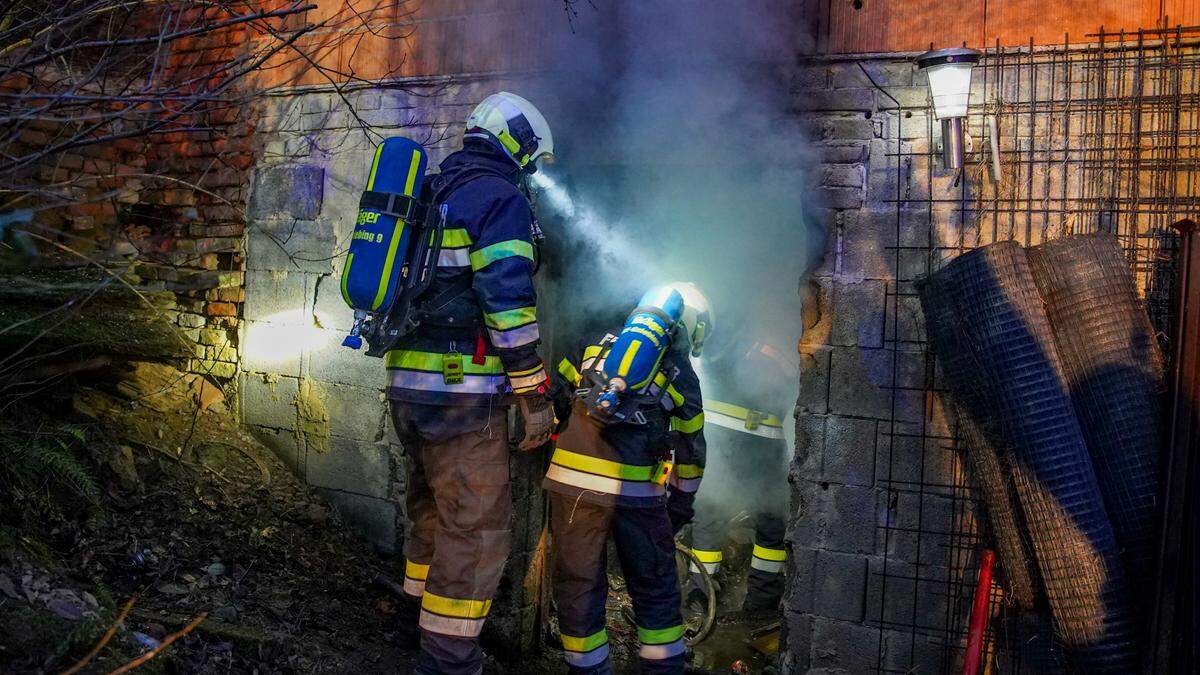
[544,283,712,675]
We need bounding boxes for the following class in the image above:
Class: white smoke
[531,171,656,280]
[533,1,824,519]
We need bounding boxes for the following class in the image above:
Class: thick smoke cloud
[537,0,823,360]
[531,0,824,534]
[531,1,824,518]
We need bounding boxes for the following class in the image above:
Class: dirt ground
[0,362,780,674]
[0,376,414,673]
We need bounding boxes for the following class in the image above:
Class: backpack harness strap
[359,190,421,221]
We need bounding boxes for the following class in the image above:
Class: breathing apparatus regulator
[338,92,554,356]
[579,282,714,425]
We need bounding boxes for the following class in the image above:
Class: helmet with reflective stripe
[656,282,713,357]
[465,92,554,173]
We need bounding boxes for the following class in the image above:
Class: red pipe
[962,549,996,675]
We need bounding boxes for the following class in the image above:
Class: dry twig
[60,595,137,675]
[105,611,208,674]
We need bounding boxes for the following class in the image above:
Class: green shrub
[0,424,99,526]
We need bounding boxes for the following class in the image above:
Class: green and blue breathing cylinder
[597,286,685,410]
[340,136,428,316]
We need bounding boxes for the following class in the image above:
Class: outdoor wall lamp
[917,47,981,170]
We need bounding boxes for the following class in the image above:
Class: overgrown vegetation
[0,369,408,673]
[0,416,99,530]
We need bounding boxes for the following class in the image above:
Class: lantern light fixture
[917,47,981,170]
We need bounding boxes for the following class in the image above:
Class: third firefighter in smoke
[687,336,795,614]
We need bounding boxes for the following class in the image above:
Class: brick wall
[5,4,258,378]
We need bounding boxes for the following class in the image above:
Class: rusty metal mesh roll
[958,414,1039,611]
[921,241,1136,671]
[1028,233,1164,586]
[918,273,1038,610]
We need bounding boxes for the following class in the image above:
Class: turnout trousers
[550,492,686,675]
[691,505,786,611]
[688,423,788,612]
[391,403,511,675]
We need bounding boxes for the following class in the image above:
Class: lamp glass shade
[924,61,974,119]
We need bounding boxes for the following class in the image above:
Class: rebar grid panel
[871,27,1199,674]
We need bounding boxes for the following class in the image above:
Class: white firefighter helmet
[465,92,554,173]
[666,281,713,357]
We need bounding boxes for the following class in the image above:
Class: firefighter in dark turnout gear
[688,337,794,614]
[545,283,711,675]
[387,92,557,675]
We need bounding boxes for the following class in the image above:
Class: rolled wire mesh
[1027,233,1165,587]
[957,414,1039,611]
[918,273,1038,611]
[924,241,1136,671]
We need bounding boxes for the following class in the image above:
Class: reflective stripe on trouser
[750,543,787,573]
[391,403,511,675]
[560,629,610,669]
[550,492,685,675]
[689,547,722,575]
[637,624,686,662]
[419,591,491,638]
[746,511,787,612]
[404,559,430,598]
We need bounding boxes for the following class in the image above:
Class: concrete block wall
[785,38,1200,672]
[785,57,973,674]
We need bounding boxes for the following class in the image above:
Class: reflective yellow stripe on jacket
[670,412,704,434]
[545,448,665,498]
[387,349,503,374]
[558,358,581,386]
[703,399,784,439]
[386,349,507,395]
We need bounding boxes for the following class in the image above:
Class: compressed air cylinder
[601,286,685,394]
[340,136,428,314]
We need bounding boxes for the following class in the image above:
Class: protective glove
[517,394,555,451]
[666,489,695,534]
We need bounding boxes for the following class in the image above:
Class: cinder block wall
[786,53,1002,672]
[783,39,1191,670]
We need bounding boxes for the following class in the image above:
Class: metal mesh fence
[872,27,1200,673]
